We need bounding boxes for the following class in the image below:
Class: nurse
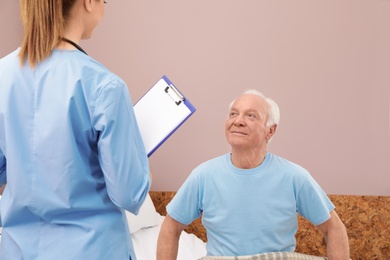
[0,0,151,259]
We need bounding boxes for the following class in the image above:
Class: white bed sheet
[132,215,207,260]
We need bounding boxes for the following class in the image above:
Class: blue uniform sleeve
[0,148,6,186]
[93,78,150,214]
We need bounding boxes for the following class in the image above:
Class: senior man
[157,90,350,260]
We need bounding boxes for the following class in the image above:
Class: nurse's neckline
[61,37,88,55]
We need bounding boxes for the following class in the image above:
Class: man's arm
[157,214,187,260]
[316,210,350,260]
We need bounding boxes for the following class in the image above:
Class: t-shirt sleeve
[167,168,203,225]
[296,173,335,226]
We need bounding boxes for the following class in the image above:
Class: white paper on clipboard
[133,75,196,157]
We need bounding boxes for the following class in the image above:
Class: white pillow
[126,193,160,233]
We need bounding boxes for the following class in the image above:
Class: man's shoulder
[267,153,310,176]
[189,154,229,179]
[196,154,228,168]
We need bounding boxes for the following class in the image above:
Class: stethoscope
[61,37,88,55]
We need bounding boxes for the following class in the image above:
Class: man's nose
[233,116,246,126]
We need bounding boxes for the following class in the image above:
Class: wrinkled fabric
[0,49,150,260]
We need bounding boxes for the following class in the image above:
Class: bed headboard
[149,192,390,259]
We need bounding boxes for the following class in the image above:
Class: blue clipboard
[133,75,196,157]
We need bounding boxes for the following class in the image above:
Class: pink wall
[1,1,389,195]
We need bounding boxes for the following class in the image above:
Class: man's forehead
[233,94,268,109]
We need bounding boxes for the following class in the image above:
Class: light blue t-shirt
[167,152,334,256]
[0,49,150,260]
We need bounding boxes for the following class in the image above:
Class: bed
[0,194,328,260]
[127,194,207,259]
[127,194,327,260]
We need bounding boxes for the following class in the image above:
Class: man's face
[225,94,273,151]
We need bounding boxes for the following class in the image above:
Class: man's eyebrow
[247,109,260,114]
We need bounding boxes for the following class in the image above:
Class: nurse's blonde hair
[18,0,77,67]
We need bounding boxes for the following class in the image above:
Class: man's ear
[267,124,277,141]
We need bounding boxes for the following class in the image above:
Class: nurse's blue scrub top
[0,48,150,260]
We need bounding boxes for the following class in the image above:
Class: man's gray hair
[229,89,280,127]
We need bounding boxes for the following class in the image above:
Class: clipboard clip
[164,84,184,105]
